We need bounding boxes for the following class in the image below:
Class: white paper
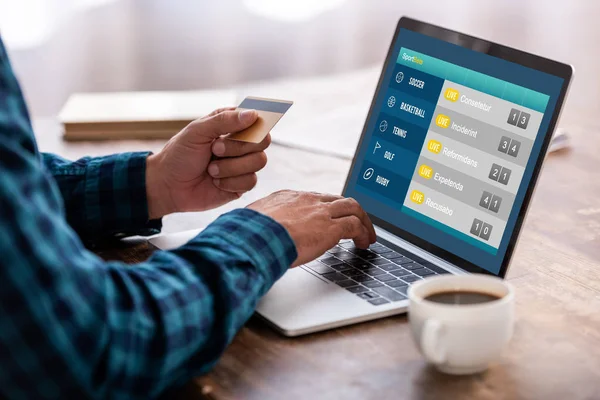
[239,66,381,158]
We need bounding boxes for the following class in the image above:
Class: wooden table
[41,110,600,399]
[11,0,600,396]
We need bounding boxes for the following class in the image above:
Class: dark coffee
[424,290,501,305]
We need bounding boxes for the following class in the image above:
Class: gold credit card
[227,96,293,143]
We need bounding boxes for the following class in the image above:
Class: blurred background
[1,0,598,237]
[1,0,596,124]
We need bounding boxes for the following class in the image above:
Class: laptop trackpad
[256,266,378,335]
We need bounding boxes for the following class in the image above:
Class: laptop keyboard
[301,239,447,306]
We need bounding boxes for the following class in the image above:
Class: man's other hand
[146,107,270,218]
[248,190,377,267]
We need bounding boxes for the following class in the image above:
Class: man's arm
[1,140,374,399]
[0,36,375,399]
[1,38,298,398]
[0,135,297,399]
[42,152,163,240]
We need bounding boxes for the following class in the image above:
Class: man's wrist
[184,208,298,288]
[146,153,173,219]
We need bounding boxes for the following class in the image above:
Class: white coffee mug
[408,274,515,375]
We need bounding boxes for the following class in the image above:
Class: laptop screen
[343,27,565,276]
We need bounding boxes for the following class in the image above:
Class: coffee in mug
[424,290,501,305]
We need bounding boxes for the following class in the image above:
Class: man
[0,38,376,398]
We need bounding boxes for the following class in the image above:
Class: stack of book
[59,90,237,140]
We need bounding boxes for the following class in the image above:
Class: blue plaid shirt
[0,38,297,399]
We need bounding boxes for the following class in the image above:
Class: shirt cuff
[84,152,162,238]
[187,208,298,289]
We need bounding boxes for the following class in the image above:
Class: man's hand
[146,107,270,219]
[248,190,377,267]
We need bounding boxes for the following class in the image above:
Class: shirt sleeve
[0,36,298,399]
[0,161,297,399]
[42,152,163,240]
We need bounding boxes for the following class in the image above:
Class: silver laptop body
[255,17,572,336]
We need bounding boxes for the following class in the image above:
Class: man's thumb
[196,109,258,139]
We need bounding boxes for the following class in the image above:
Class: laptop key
[335,252,357,260]
[369,298,390,306]
[339,242,356,249]
[382,252,405,260]
[343,269,364,278]
[330,263,353,272]
[390,257,413,265]
[336,279,357,288]
[357,292,379,300]
[367,247,384,253]
[353,274,375,283]
[331,262,349,270]
[390,268,412,277]
[386,280,408,289]
[320,256,343,266]
[346,259,367,267]
[378,263,401,271]
[376,274,397,282]
[305,261,335,275]
[372,286,407,302]
[347,248,366,256]
[363,267,387,276]
[368,258,393,266]
[393,285,409,295]
[305,260,323,267]
[346,285,369,294]
[322,272,347,282]
[370,247,391,254]
[360,253,380,261]
[412,268,436,277]
[401,275,422,283]
[402,262,425,270]
[363,281,384,288]
[346,257,366,264]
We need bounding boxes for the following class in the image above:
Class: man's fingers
[212,133,271,157]
[208,152,268,178]
[191,109,258,140]
[213,173,258,193]
[329,198,377,244]
[334,216,371,249]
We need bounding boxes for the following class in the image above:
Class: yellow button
[410,190,425,204]
[427,139,442,154]
[435,114,450,128]
[444,88,459,102]
[418,165,433,179]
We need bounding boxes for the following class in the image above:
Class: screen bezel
[341,17,573,278]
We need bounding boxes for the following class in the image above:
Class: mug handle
[421,319,446,364]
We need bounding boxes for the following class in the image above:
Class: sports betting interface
[344,28,564,275]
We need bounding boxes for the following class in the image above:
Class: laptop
[255,17,573,336]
